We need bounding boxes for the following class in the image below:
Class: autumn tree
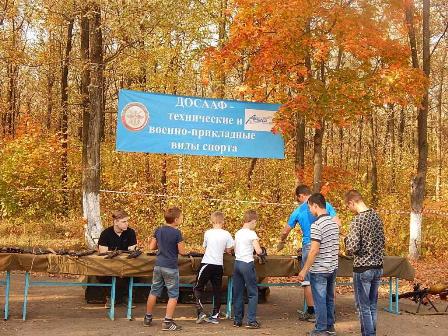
[205,0,425,192]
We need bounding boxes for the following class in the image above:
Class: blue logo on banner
[116,89,285,159]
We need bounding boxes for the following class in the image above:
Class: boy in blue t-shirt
[277,185,340,321]
[143,207,186,331]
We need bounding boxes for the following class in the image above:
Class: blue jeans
[233,260,258,323]
[301,244,311,285]
[150,266,179,299]
[310,270,337,332]
[353,268,383,336]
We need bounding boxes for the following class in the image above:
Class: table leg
[109,277,116,321]
[4,271,10,320]
[388,276,393,312]
[395,277,399,314]
[127,277,134,320]
[22,272,30,321]
[226,276,233,319]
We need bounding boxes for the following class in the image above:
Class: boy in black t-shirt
[98,211,137,252]
[96,210,137,307]
[143,207,186,331]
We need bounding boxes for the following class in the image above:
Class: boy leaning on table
[143,206,186,331]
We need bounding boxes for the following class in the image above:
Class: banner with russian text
[116,90,284,159]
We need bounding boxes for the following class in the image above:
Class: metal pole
[4,271,10,320]
[395,277,399,314]
[127,277,134,320]
[109,277,116,320]
[388,277,392,312]
[226,276,233,318]
[22,272,30,321]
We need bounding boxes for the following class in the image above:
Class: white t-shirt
[234,228,259,263]
[201,228,234,266]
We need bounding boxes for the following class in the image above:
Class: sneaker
[196,312,207,324]
[246,321,261,329]
[299,311,316,323]
[162,320,182,331]
[327,326,336,335]
[205,316,219,324]
[233,320,242,327]
[306,331,328,336]
[143,314,152,327]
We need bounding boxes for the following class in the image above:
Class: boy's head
[210,211,225,228]
[345,189,364,213]
[243,209,258,229]
[112,209,129,233]
[164,207,183,226]
[307,193,326,217]
[295,184,312,204]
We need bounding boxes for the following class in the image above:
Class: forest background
[0,0,447,283]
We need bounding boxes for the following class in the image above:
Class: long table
[0,253,415,320]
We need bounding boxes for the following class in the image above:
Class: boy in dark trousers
[233,209,263,329]
[143,207,186,331]
[194,211,234,324]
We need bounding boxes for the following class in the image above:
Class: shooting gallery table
[0,253,415,320]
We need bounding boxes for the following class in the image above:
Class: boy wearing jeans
[233,209,263,329]
[194,211,234,324]
[345,190,385,336]
[298,194,339,336]
[144,207,186,331]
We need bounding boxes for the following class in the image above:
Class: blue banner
[116,90,284,159]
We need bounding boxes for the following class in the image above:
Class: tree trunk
[313,121,325,192]
[409,0,430,260]
[369,114,378,207]
[81,4,91,217]
[338,127,343,166]
[356,116,364,173]
[216,0,228,98]
[60,18,74,214]
[398,107,405,162]
[6,64,17,136]
[295,113,305,181]
[46,70,55,130]
[83,3,104,248]
[435,48,446,200]
[390,107,396,189]
[247,158,258,189]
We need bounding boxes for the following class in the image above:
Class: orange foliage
[204,0,426,136]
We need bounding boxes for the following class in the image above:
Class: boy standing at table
[233,209,263,329]
[298,193,339,336]
[194,211,234,324]
[143,207,186,331]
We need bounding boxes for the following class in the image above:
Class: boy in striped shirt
[298,193,339,336]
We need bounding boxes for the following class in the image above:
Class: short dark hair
[164,207,182,224]
[112,209,129,220]
[308,193,326,209]
[243,209,258,223]
[345,189,363,203]
[295,184,312,197]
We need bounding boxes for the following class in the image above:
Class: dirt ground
[0,272,447,336]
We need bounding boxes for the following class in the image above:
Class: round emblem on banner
[121,102,149,131]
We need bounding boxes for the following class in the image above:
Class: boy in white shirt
[233,209,263,329]
[194,211,234,324]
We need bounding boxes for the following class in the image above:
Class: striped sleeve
[310,222,322,242]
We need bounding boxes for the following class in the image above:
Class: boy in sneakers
[194,211,234,324]
[143,207,186,331]
[277,185,340,322]
[298,193,339,336]
[232,209,263,329]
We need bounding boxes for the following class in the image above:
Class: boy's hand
[298,269,306,282]
[276,240,285,252]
